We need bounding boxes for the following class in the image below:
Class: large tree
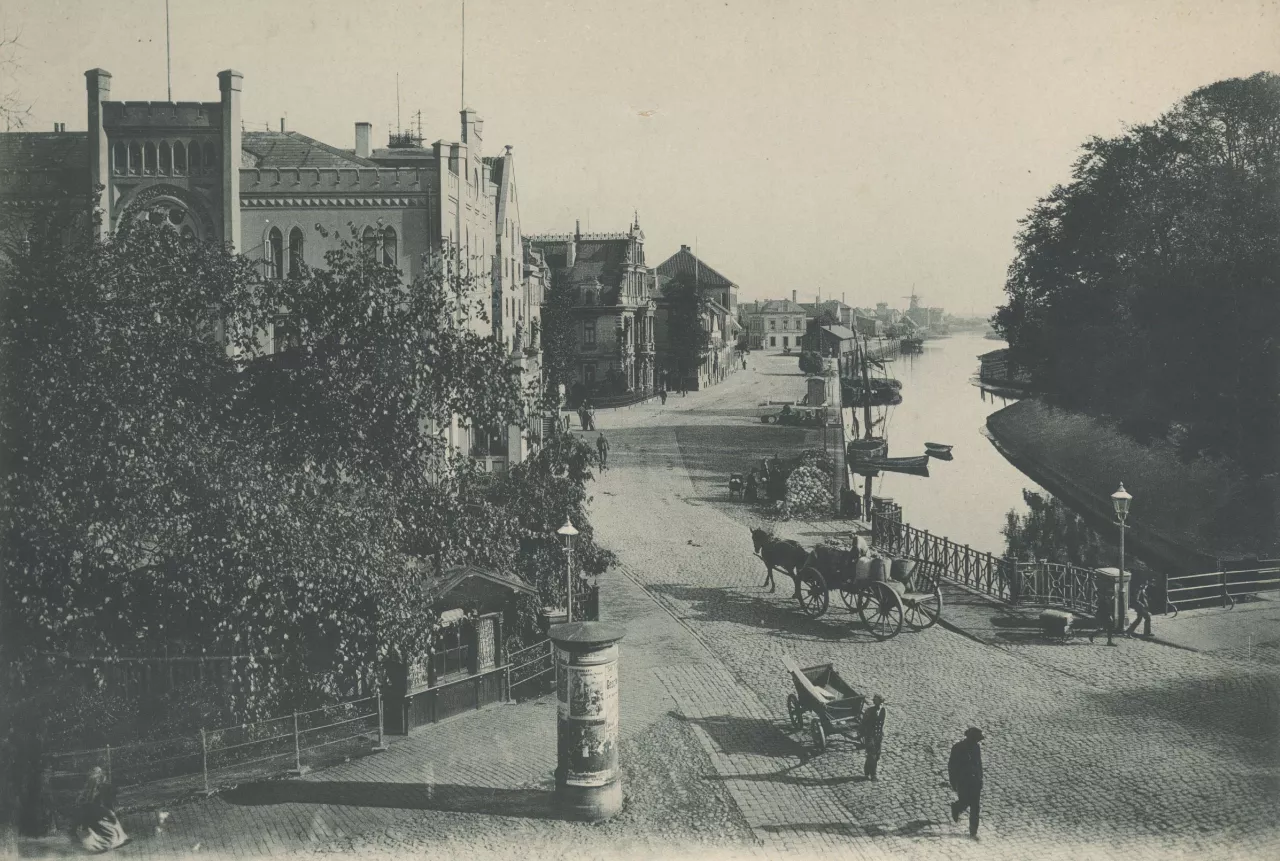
[661,273,714,387]
[994,72,1280,477]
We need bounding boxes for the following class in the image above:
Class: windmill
[902,289,924,311]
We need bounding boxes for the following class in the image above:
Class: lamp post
[558,518,579,622]
[1108,483,1133,646]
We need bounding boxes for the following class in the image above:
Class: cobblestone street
[586,351,1280,861]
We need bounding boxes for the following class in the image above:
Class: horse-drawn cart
[783,655,866,753]
[793,540,944,640]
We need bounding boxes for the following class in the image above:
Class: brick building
[0,68,542,470]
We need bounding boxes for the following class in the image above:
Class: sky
[4,0,1278,313]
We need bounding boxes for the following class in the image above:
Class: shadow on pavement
[669,711,807,759]
[222,781,558,819]
[1082,674,1280,743]
[646,582,858,642]
[702,768,867,788]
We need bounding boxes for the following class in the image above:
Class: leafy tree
[798,350,822,374]
[661,273,713,387]
[994,73,1280,485]
[538,271,578,402]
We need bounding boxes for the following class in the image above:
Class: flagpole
[461,0,466,110]
[166,0,172,101]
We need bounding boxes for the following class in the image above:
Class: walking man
[1126,575,1153,638]
[578,405,589,431]
[860,694,887,780]
[596,433,609,471]
[949,727,984,841]
[659,387,668,405]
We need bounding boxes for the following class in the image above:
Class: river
[858,332,1046,556]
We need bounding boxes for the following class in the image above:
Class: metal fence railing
[46,694,384,814]
[506,639,554,698]
[1166,562,1280,614]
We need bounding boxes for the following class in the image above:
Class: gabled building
[0,68,542,471]
[801,298,857,329]
[526,218,657,406]
[740,291,811,351]
[654,245,742,387]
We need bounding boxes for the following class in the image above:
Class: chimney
[85,69,111,239]
[681,244,690,252]
[217,70,243,250]
[280,118,286,132]
[355,122,372,158]
[792,290,797,303]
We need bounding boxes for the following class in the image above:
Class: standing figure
[1126,576,1153,638]
[744,469,758,502]
[860,694,887,780]
[596,433,609,471]
[578,405,589,431]
[948,727,985,841]
[659,387,668,405]
[69,767,128,852]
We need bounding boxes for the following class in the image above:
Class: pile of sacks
[780,465,834,519]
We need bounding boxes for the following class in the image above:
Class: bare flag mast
[165,0,172,101]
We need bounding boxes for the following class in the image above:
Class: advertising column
[549,621,626,821]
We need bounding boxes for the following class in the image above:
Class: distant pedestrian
[948,727,985,841]
[659,387,668,405]
[744,470,758,502]
[578,406,589,431]
[1126,577,1153,638]
[742,357,748,371]
[597,433,609,470]
[860,694,887,780]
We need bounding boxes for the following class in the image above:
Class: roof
[819,324,857,341]
[0,132,88,171]
[241,131,378,169]
[655,246,736,289]
[747,299,808,315]
[979,349,1008,361]
[418,563,538,604]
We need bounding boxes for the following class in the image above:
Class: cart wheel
[857,582,904,640]
[762,415,776,424]
[810,716,827,753]
[839,587,868,614]
[786,694,803,728]
[797,567,829,618]
[903,585,943,630]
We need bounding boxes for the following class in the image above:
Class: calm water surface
[860,333,1046,555]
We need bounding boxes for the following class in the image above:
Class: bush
[798,351,822,375]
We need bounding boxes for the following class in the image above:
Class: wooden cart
[783,655,866,753]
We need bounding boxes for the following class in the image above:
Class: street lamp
[558,517,579,622]
[1108,483,1133,646]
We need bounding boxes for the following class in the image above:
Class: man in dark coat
[948,727,984,840]
[1126,576,1153,638]
[860,694,887,780]
[596,433,609,471]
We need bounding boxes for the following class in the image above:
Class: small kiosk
[384,564,538,734]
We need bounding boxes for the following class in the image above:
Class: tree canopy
[994,72,1280,478]
[661,273,714,381]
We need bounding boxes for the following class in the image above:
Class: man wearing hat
[860,695,888,780]
[948,727,985,840]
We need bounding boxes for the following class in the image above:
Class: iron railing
[1014,562,1099,615]
[1166,562,1280,613]
[872,512,1015,601]
[506,639,555,698]
[45,694,384,814]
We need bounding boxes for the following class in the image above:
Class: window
[173,141,187,175]
[362,226,378,260]
[382,226,396,266]
[158,142,171,175]
[783,336,790,348]
[203,142,216,173]
[288,228,304,277]
[583,320,596,346]
[267,228,283,280]
[431,625,472,681]
[471,426,508,458]
[143,142,157,174]
[769,319,776,331]
[128,142,141,175]
[583,363,597,383]
[770,336,776,347]
[782,318,789,330]
[112,141,127,174]
[274,315,302,353]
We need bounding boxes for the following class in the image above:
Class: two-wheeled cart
[783,655,867,753]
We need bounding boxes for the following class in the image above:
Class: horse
[750,527,809,597]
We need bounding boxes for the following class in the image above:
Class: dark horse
[750,527,808,598]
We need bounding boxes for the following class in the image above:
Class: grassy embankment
[986,399,1278,573]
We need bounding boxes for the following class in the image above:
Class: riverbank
[985,398,1278,573]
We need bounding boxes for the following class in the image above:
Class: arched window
[180,225,196,247]
[288,228,304,277]
[173,141,187,175]
[203,142,216,173]
[112,141,127,174]
[382,227,396,266]
[267,228,283,280]
[362,226,378,261]
[128,142,142,175]
[158,142,171,175]
[144,142,157,174]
